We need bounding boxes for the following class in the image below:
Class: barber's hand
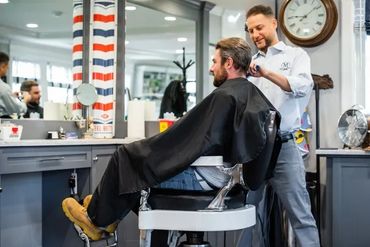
[248,63,263,77]
[22,91,31,104]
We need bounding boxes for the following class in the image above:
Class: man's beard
[256,36,272,52]
[213,68,228,87]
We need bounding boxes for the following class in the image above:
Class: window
[366,35,370,110]
[353,0,370,110]
[11,60,41,92]
[46,64,73,103]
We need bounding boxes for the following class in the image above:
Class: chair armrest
[190,156,223,166]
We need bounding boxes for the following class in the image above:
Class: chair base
[139,205,256,232]
[179,232,211,247]
[179,243,211,247]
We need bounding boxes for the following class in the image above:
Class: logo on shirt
[280,62,290,71]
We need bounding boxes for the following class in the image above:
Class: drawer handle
[39,157,65,162]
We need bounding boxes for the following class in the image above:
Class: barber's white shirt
[248,41,313,132]
[0,78,27,117]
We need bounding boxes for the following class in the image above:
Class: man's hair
[215,37,251,75]
[21,80,39,92]
[0,51,9,65]
[246,5,274,18]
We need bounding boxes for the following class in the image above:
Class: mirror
[0,0,201,122]
[76,84,98,106]
[0,0,74,120]
[125,2,196,119]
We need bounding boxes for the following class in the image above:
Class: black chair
[138,111,281,247]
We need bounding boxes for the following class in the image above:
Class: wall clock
[279,0,338,47]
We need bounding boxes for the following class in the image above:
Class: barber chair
[138,111,281,247]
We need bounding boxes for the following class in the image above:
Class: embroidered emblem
[280,62,290,71]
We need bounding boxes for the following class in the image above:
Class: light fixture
[0,0,9,4]
[125,6,136,11]
[26,23,39,28]
[164,16,176,22]
[177,37,187,42]
[175,49,183,54]
[227,13,241,23]
[52,10,63,17]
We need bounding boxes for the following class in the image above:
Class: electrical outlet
[71,171,78,195]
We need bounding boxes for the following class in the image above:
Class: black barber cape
[116,77,276,194]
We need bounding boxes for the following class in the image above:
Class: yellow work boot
[82,194,118,234]
[62,197,103,241]
[82,194,92,209]
[105,222,118,234]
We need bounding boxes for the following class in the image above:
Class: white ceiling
[208,0,274,11]
[0,0,196,61]
[126,3,195,60]
[0,0,274,63]
[0,0,72,49]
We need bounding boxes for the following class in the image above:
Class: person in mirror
[0,51,28,118]
[61,37,279,241]
[237,5,320,247]
[20,80,44,119]
[159,79,187,118]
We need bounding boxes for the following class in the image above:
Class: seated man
[20,80,44,118]
[62,37,278,241]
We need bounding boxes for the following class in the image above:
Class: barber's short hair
[246,5,274,18]
[0,51,9,65]
[215,37,251,75]
[21,80,39,92]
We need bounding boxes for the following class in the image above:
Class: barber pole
[72,0,83,117]
[90,0,117,138]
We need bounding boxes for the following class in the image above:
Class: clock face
[284,0,327,39]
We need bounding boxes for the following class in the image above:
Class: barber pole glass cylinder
[72,0,84,118]
[90,0,117,138]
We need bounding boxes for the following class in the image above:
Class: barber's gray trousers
[237,139,320,247]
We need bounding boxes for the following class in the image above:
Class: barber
[238,5,320,247]
[0,52,28,118]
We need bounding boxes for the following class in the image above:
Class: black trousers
[87,151,141,227]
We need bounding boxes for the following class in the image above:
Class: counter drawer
[0,146,91,174]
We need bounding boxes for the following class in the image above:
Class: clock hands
[287,15,306,19]
[299,5,322,22]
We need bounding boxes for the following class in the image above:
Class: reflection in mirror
[0,0,74,120]
[125,3,196,119]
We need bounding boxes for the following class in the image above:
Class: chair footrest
[139,205,255,232]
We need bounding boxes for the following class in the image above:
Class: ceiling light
[177,37,187,42]
[0,0,9,4]
[125,40,129,45]
[52,10,63,17]
[164,16,176,22]
[175,49,183,54]
[26,23,39,28]
[227,13,241,23]
[125,6,136,11]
